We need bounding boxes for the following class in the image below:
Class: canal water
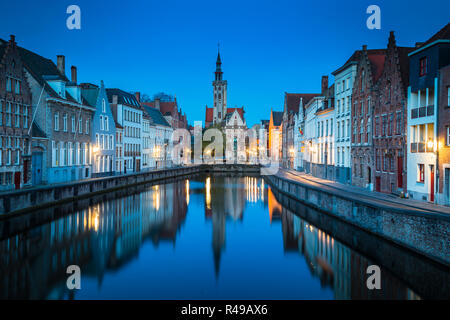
[0,175,446,299]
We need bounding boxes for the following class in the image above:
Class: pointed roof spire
[216,41,221,65]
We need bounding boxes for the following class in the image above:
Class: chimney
[321,75,328,95]
[71,66,77,83]
[154,98,160,110]
[57,55,65,76]
[362,44,367,51]
[112,95,118,105]
[135,92,141,102]
[9,35,16,46]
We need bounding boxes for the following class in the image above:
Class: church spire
[215,42,223,80]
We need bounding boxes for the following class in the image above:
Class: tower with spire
[212,45,227,124]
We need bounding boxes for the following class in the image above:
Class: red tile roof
[205,107,214,124]
[226,107,244,119]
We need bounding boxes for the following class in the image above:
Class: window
[14,104,20,128]
[78,118,82,133]
[418,164,425,182]
[68,142,73,166]
[6,102,11,126]
[396,111,402,135]
[446,126,450,146]
[448,87,450,107]
[105,116,109,131]
[23,106,28,129]
[375,116,380,136]
[100,115,104,130]
[0,100,2,126]
[63,114,67,132]
[376,149,381,171]
[15,80,20,94]
[54,112,59,131]
[71,116,75,133]
[388,113,393,136]
[15,150,20,165]
[85,119,89,134]
[419,57,427,76]
[382,115,387,136]
[6,78,11,92]
[102,99,106,112]
[360,119,364,143]
[361,70,365,92]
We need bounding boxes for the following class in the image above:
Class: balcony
[410,142,434,153]
[411,105,434,119]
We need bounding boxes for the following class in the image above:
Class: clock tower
[212,48,227,124]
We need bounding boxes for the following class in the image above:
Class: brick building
[438,65,450,204]
[373,32,414,193]
[0,35,32,190]
[140,92,188,130]
[351,45,386,189]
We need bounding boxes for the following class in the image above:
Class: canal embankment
[0,164,260,218]
[265,170,450,267]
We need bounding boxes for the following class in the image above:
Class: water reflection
[0,175,435,299]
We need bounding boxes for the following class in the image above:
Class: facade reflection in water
[0,176,421,299]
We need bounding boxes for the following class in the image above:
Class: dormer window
[419,57,427,76]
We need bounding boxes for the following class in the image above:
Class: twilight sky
[0,0,449,126]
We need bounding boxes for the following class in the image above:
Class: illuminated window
[418,164,425,182]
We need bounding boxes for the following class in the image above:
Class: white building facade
[107,89,143,174]
[303,97,335,179]
[332,53,358,184]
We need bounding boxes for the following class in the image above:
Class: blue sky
[1,0,449,126]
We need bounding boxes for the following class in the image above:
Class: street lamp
[427,139,434,151]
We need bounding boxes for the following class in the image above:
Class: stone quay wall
[265,174,450,266]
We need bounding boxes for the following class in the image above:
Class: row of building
[265,23,450,205]
[0,35,189,190]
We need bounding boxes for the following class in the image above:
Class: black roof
[272,111,283,126]
[106,88,141,108]
[142,106,171,127]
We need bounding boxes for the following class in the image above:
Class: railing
[411,105,434,119]
[410,142,433,153]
